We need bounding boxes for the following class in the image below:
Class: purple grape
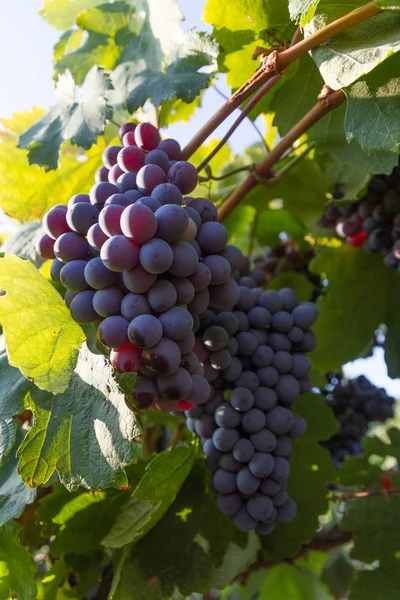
[140,238,173,274]
[136,164,166,195]
[128,314,163,348]
[70,290,97,323]
[60,260,90,292]
[123,264,157,293]
[98,316,129,349]
[93,287,124,317]
[54,232,88,263]
[90,182,120,207]
[100,236,139,272]
[141,337,181,375]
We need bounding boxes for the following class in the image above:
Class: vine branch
[218,88,345,222]
[181,1,381,160]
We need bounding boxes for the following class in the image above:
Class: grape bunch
[322,374,395,467]
[319,164,400,270]
[35,121,241,413]
[186,268,319,534]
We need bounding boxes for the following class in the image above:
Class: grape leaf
[288,0,321,25]
[310,244,400,373]
[255,563,331,600]
[0,254,85,394]
[39,0,105,30]
[271,55,324,135]
[1,223,44,267]
[306,1,400,90]
[16,345,140,490]
[37,486,129,557]
[310,103,398,176]
[375,0,400,8]
[350,558,400,600]
[256,210,306,247]
[0,109,104,222]
[315,153,370,200]
[261,393,338,559]
[342,495,400,562]
[203,0,296,89]
[110,547,164,600]
[0,419,16,463]
[0,434,36,526]
[322,548,354,599]
[345,55,400,155]
[159,94,202,127]
[19,68,112,170]
[0,521,37,600]
[338,455,382,486]
[102,442,195,547]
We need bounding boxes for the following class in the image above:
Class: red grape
[99,204,125,237]
[122,131,137,147]
[68,194,90,208]
[167,161,198,194]
[100,235,139,271]
[102,146,122,169]
[134,123,160,151]
[136,164,166,195]
[111,342,142,373]
[121,204,157,244]
[35,233,56,259]
[119,122,137,142]
[108,163,125,185]
[43,206,70,239]
[87,223,109,250]
[117,146,145,173]
[158,139,181,160]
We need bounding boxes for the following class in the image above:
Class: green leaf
[261,393,338,559]
[109,546,164,600]
[289,0,321,25]
[271,55,323,135]
[0,433,36,526]
[40,0,105,30]
[0,109,104,222]
[0,254,85,394]
[350,557,400,600]
[310,103,398,176]
[0,420,16,463]
[19,68,112,170]
[256,563,331,599]
[345,54,400,155]
[257,210,306,247]
[306,1,400,90]
[1,223,44,267]
[376,0,400,8]
[339,455,382,486]
[322,548,354,598]
[310,244,400,373]
[36,559,72,600]
[0,350,34,419]
[0,521,37,600]
[38,485,129,557]
[342,495,400,562]
[159,94,202,127]
[103,442,195,547]
[16,345,140,490]
[315,152,370,200]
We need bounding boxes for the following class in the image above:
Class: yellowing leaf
[0,254,85,394]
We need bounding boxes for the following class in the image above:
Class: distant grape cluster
[35,121,241,412]
[186,265,319,534]
[322,374,395,467]
[319,165,400,270]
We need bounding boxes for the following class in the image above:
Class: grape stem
[181,1,381,160]
[198,164,255,183]
[329,488,400,502]
[218,88,345,222]
[108,118,122,129]
[251,142,316,189]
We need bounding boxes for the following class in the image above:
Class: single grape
[110,342,142,373]
[60,260,90,292]
[134,123,160,151]
[151,183,183,206]
[221,357,242,382]
[292,302,319,329]
[209,277,240,310]
[168,240,199,277]
[265,407,294,436]
[35,233,56,259]
[235,370,260,392]
[230,387,254,412]
[256,521,276,536]
[267,333,292,352]
[136,196,162,213]
[136,164,166,195]
[155,205,189,242]
[236,331,258,357]
[170,277,195,304]
[195,413,217,438]
[121,204,157,244]
[176,331,195,355]
[257,366,279,387]
[236,467,260,495]
[43,206,70,239]
[288,415,307,438]
[50,258,64,282]
[187,374,210,405]
[141,337,181,375]
[83,257,118,289]
[158,306,193,340]
[209,349,231,370]
[196,222,228,254]
[254,387,277,411]
[272,351,293,374]
[98,204,124,237]
[215,403,242,428]
[188,263,212,292]
[247,493,274,522]
[212,428,240,452]
[158,138,181,160]
[260,478,282,496]
[90,182,120,207]
[119,122,137,143]
[108,164,125,185]
[232,506,257,532]
[167,161,198,194]
[117,145,145,173]
[274,437,292,458]
[93,287,123,317]
[219,453,242,473]
[250,429,277,453]
[133,375,160,408]
[187,289,210,315]
[128,314,163,348]
[242,409,266,434]
[87,224,109,251]
[184,206,201,229]
[70,290,97,323]
[157,367,192,401]
[102,146,121,169]
[213,469,237,494]
[120,292,152,321]
[116,173,138,194]
[217,493,242,517]
[54,232,88,263]
[144,149,169,172]
[64,290,77,308]
[95,167,109,183]
[233,438,255,463]
[105,192,135,208]
[123,264,157,294]
[147,279,177,313]
[259,290,284,314]
[291,354,311,378]
[249,452,274,478]
[140,238,173,274]
[271,311,294,333]
[101,236,139,272]
[251,346,274,368]
[298,330,317,352]
[270,457,290,482]
[186,197,218,222]
[98,316,129,349]
[278,288,299,312]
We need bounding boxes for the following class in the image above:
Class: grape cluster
[322,374,395,467]
[35,122,240,412]
[186,269,319,534]
[319,165,400,270]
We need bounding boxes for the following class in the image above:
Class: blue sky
[1,0,399,395]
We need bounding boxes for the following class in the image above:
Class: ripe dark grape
[108,164,125,185]
[136,165,166,194]
[93,287,124,317]
[140,238,173,274]
[170,277,195,304]
[119,122,136,142]
[147,279,177,313]
[54,232,88,263]
[142,337,181,375]
[203,255,231,285]
[157,367,192,401]
[43,206,70,239]
[99,205,124,237]
[136,197,162,212]
[98,316,129,349]
[83,257,118,289]
[50,258,64,282]
[60,260,90,292]
[100,236,139,272]
[105,192,135,207]
[102,146,121,169]
[155,205,188,242]
[230,387,254,412]
[158,138,181,160]
[133,375,160,408]
[169,241,199,277]
[196,222,228,254]
[144,149,169,172]
[95,167,109,183]
[116,173,138,194]
[121,292,152,321]
[121,204,157,244]
[90,182,119,207]
[35,233,56,259]
[128,314,163,348]
[87,224,109,251]
[167,161,198,194]
[117,146,145,173]
[152,183,183,206]
[70,290,97,323]
[158,306,193,340]
[123,264,157,293]
[134,123,160,151]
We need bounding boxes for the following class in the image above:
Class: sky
[0,0,399,395]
